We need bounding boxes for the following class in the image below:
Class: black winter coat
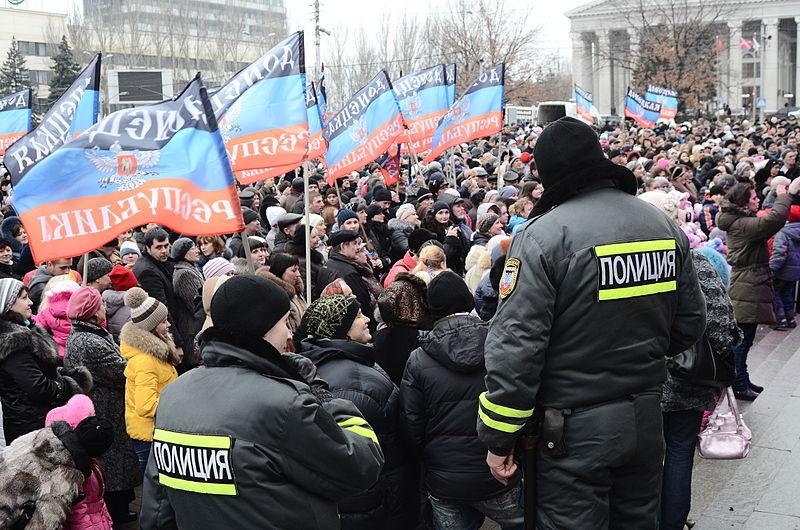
[63,321,141,492]
[400,314,518,501]
[373,325,420,387]
[315,252,374,317]
[300,338,405,530]
[133,253,184,346]
[0,316,92,443]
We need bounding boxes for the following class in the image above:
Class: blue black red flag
[4,54,101,185]
[323,70,404,184]
[645,84,678,121]
[0,88,31,157]
[379,144,401,186]
[624,88,662,129]
[394,64,450,154]
[574,84,594,124]
[306,81,327,161]
[210,31,307,184]
[422,64,504,164]
[11,76,243,263]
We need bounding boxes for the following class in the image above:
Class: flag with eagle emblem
[0,88,32,157]
[11,76,243,263]
[323,70,403,184]
[393,64,450,155]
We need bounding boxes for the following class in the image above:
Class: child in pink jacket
[45,395,114,530]
[33,279,79,359]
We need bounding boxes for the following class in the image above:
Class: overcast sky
[17,0,593,64]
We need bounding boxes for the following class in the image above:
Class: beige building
[568,0,800,116]
[0,6,66,108]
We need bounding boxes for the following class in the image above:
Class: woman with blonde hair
[412,243,448,285]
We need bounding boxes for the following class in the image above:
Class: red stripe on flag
[225,123,308,177]
[326,114,404,184]
[19,178,243,263]
[0,132,25,156]
[404,109,448,142]
[422,111,503,164]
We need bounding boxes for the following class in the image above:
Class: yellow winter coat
[120,323,178,441]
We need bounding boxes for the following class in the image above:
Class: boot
[734,388,759,401]
[773,319,789,331]
[788,319,797,329]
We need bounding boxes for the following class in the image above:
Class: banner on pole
[211,31,308,184]
[3,55,101,185]
[574,84,594,124]
[11,76,243,263]
[422,63,504,164]
[0,88,31,157]
[644,84,678,120]
[394,64,450,154]
[624,88,662,128]
[305,81,327,162]
[323,70,404,184]
[379,144,400,186]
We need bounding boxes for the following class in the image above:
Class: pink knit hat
[203,257,235,279]
[66,286,103,321]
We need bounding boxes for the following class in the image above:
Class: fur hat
[378,273,430,327]
[396,203,417,223]
[66,286,102,321]
[86,258,113,284]
[304,294,361,340]
[170,237,195,261]
[124,287,168,331]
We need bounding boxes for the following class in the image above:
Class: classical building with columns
[567,0,800,116]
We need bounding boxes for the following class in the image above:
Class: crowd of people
[0,110,799,529]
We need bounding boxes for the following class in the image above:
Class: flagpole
[303,168,312,303]
[448,148,457,188]
[81,253,89,286]
[496,131,504,190]
[334,178,343,207]
[404,129,421,173]
[241,230,255,274]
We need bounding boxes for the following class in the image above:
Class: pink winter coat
[32,290,74,358]
[64,462,113,530]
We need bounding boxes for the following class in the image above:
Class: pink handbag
[698,387,751,460]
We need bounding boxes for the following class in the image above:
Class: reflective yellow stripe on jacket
[478,392,533,434]
[337,417,379,445]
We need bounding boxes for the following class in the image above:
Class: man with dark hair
[133,227,184,356]
[28,258,73,312]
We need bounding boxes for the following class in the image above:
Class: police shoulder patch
[499,257,521,299]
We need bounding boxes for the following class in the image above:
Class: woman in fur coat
[64,287,141,525]
[0,278,92,444]
[0,395,113,530]
[120,287,179,475]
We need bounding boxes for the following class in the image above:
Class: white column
[763,18,780,113]
[795,17,800,106]
[570,32,586,90]
[596,30,612,115]
[728,21,743,112]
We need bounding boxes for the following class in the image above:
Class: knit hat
[266,206,287,227]
[109,264,138,291]
[373,187,392,203]
[124,286,168,331]
[478,213,500,234]
[86,257,113,284]
[337,208,358,226]
[396,203,416,223]
[46,394,95,429]
[304,294,361,340]
[119,241,140,258]
[242,207,259,225]
[427,271,474,320]
[203,257,235,279]
[211,274,290,338]
[408,228,436,254]
[378,273,430,327]
[300,213,325,228]
[67,286,103,321]
[500,186,518,199]
[365,203,384,220]
[431,201,450,216]
[170,237,195,261]
[0,277,23,315]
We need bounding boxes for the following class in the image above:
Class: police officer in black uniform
[477,117,706,529]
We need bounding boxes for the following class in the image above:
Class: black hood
[420,314,487,373]
[299,337,376,368]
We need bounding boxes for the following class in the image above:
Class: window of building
[29,70,53,85]
[17,40,54,57]
[742,62,761,78]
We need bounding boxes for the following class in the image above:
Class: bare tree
[602,0,732,109]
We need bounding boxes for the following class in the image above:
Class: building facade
[568,0,800,116]
[0,7,67,108]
